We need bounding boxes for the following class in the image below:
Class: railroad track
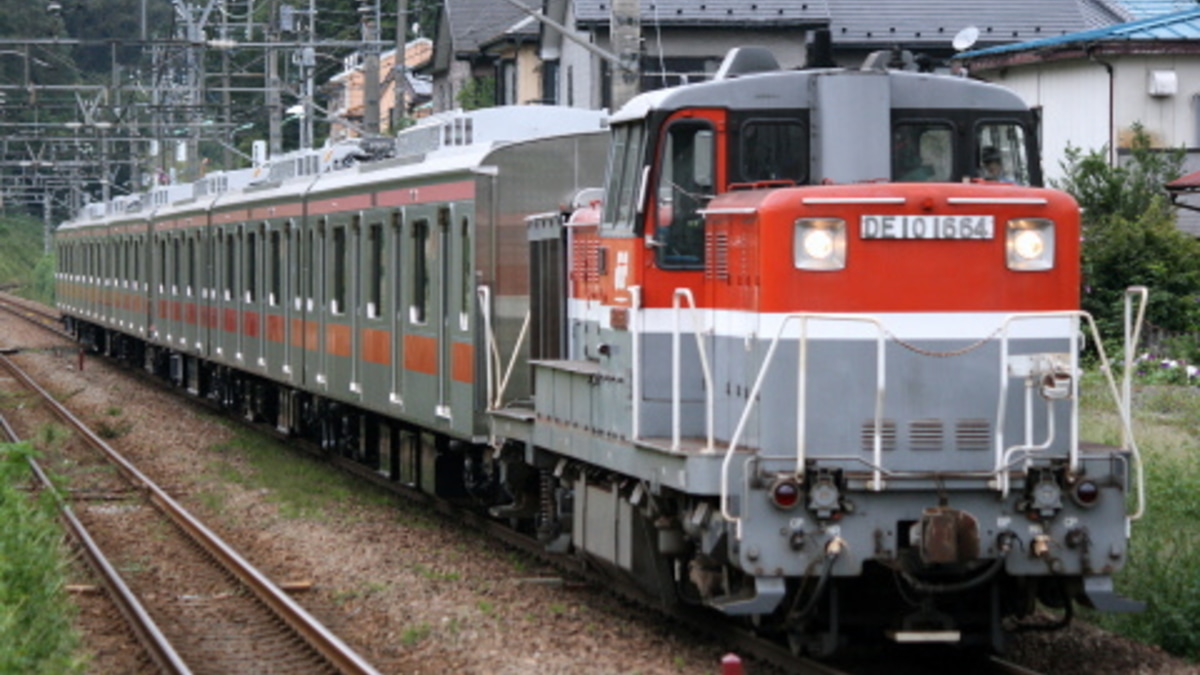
[0,349,380,675]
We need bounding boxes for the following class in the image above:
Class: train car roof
[609,65,1029,124]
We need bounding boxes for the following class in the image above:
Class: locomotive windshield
[891,119,1032,185]
[601,122,647,234]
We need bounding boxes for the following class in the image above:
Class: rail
[0,352,383,675]
[478,284,531,410]
[0,414,192,675]
[717,306,1148,539]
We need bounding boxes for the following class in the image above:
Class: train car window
[410,218,430,325]
[269,230,282,307]
[975,123,1030,185]
[332,225,347,315]
[740,120,807,184]
[654,120,714,269]
[187,237,196,297]
[304,228,315,310]
[892,123,953,182]
[601,122,646,233]
[158,237,167,293]
[459,215,471,328]
[173,237,182,295]
[367,222,383,319]
[224,232,235,302]
[246,230,258,303]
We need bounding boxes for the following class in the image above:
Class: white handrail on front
[1122,287,1148,451]
[992,310,1144,520]
[720,314,887,538]
[671,288,715,453]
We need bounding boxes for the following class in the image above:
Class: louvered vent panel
[861,419,897,452]
[955,419,991,451]
[909,419,945,451]
[706,232,730,281]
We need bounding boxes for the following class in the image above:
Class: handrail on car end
[477,285,499,410]
[720,314,887,539]
[992,310,1144,520]
[1122,287,1148,451]
[671,288,715,453]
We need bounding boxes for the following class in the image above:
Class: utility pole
[361,0,381,136]
[268,0,283,156]
[610,0,641,110]
[393,0,407,132]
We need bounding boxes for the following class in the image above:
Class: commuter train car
[56,46,1145,655]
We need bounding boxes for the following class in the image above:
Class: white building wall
[1113,54,1200,150]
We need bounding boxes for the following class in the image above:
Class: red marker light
[770,479,801,509]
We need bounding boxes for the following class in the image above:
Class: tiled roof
[443,0,532,51]
[573,0,832,26]
[824,0,1123,47]
[1118,0,1200,20]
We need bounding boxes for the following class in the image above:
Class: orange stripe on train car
[223,308,238,333]
[243,310,260,339]
[404,334,437,375]
[451,341,474,384]
[266,314,285,343]
[326,323,352,357]
[361,328,391,365]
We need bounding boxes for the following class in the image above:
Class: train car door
[641,110,725,441]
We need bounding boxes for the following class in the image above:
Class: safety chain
[881,323,1007,358]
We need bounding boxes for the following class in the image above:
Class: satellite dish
[953,26,980,52]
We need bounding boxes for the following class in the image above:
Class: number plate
[860,215,994,240]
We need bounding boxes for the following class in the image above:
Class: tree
[1053,124,1200,338]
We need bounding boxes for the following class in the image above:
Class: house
[955,7,1200,232]
[540,0,829,111]
[326,38,434,141]
[424,0,537,112]
[822,0,1131,69]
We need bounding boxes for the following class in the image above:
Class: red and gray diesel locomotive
[56,47,1147,654]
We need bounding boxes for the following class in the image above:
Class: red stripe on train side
[266,314,285,343]
[404,334,437,375]
[243,310,260,339]
[326,323,352,357]
[376,180,474,207]
[451,342,474,384]
[362,328,391,366]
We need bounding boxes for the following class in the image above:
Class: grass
[1080,374,1200,661]
[0,215,54,305]
[204,426,391,520]
[0,443,83,674]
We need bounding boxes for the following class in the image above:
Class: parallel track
[0,345,380,675]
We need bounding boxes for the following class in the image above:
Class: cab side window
[654,120,714,269]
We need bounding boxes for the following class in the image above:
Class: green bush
[1053,125,1200,339]
[0,443,82,674]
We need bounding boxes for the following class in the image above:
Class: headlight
[794,218,846,271]
[1006,218,1054,271]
